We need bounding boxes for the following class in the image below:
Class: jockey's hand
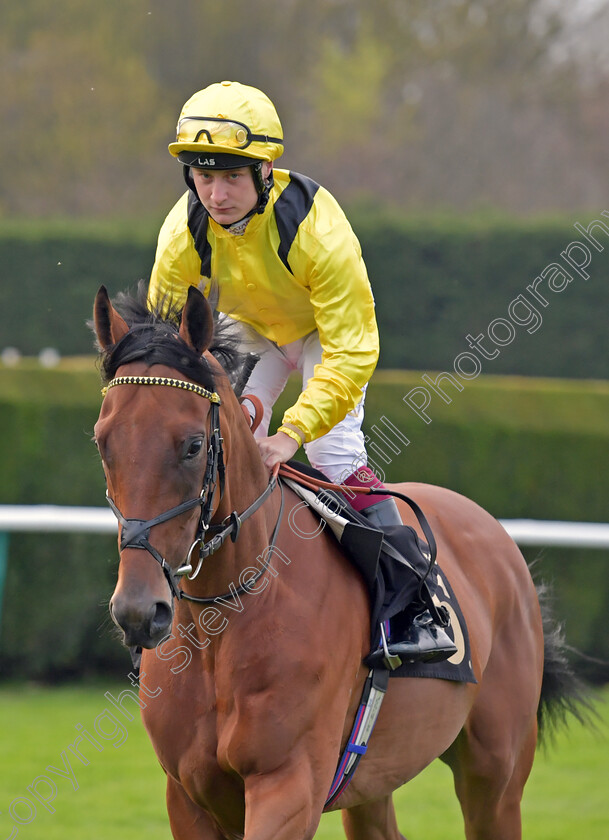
[256,431,300,473]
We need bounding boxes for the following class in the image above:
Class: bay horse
[92,284,589,840]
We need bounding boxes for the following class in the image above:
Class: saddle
[279,460,476,684]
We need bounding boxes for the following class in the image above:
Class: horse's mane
[95,281,247,391]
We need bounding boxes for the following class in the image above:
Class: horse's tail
[536,580,597,746]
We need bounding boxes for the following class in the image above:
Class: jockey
[147,80,456,666]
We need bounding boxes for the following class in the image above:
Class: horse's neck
[217,425,274,531]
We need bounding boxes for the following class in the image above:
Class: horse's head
[93,284,232,649]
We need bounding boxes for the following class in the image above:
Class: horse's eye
[185,438,204,459]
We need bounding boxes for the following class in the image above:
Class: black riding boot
[361,497,458,668]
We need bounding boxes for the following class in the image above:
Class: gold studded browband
[101,375,221,404]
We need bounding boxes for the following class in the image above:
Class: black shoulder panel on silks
[274,172,320,273]
[187,191,212,278]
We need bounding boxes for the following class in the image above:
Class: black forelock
[95,281,246,390]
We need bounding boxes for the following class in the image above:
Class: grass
[0,682,607,839]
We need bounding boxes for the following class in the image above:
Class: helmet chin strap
[251,161,274,214]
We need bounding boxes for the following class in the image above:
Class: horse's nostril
[109,595,173,648]
[150,601,173,636]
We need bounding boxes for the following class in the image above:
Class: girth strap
[325,668,389,808]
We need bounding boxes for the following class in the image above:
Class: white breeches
[234,324,368,483]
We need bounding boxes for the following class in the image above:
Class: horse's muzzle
[109,595,173,649]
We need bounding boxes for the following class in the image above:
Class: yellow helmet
[168,81,284,167]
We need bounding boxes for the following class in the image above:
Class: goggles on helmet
[175,116,283,150]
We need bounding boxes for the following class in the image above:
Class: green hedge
[1,212,608,377]
[0,363,607,682]
[0,220,155,357]
[0,364,118,679]
[347,209,609,379]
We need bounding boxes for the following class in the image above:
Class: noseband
[102,375,279,603]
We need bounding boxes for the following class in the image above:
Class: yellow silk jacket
[148,169,379,443]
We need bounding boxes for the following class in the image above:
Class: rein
[102,374,281,603]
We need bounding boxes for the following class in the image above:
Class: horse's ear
[93,285,129,349]
[179,286,214,356]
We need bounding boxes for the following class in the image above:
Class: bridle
[101,374,281,604]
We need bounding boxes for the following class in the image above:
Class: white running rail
[0,505,608,547]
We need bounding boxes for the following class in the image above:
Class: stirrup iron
[380,622,403,671]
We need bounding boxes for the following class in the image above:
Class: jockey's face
[191,163,272,225]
